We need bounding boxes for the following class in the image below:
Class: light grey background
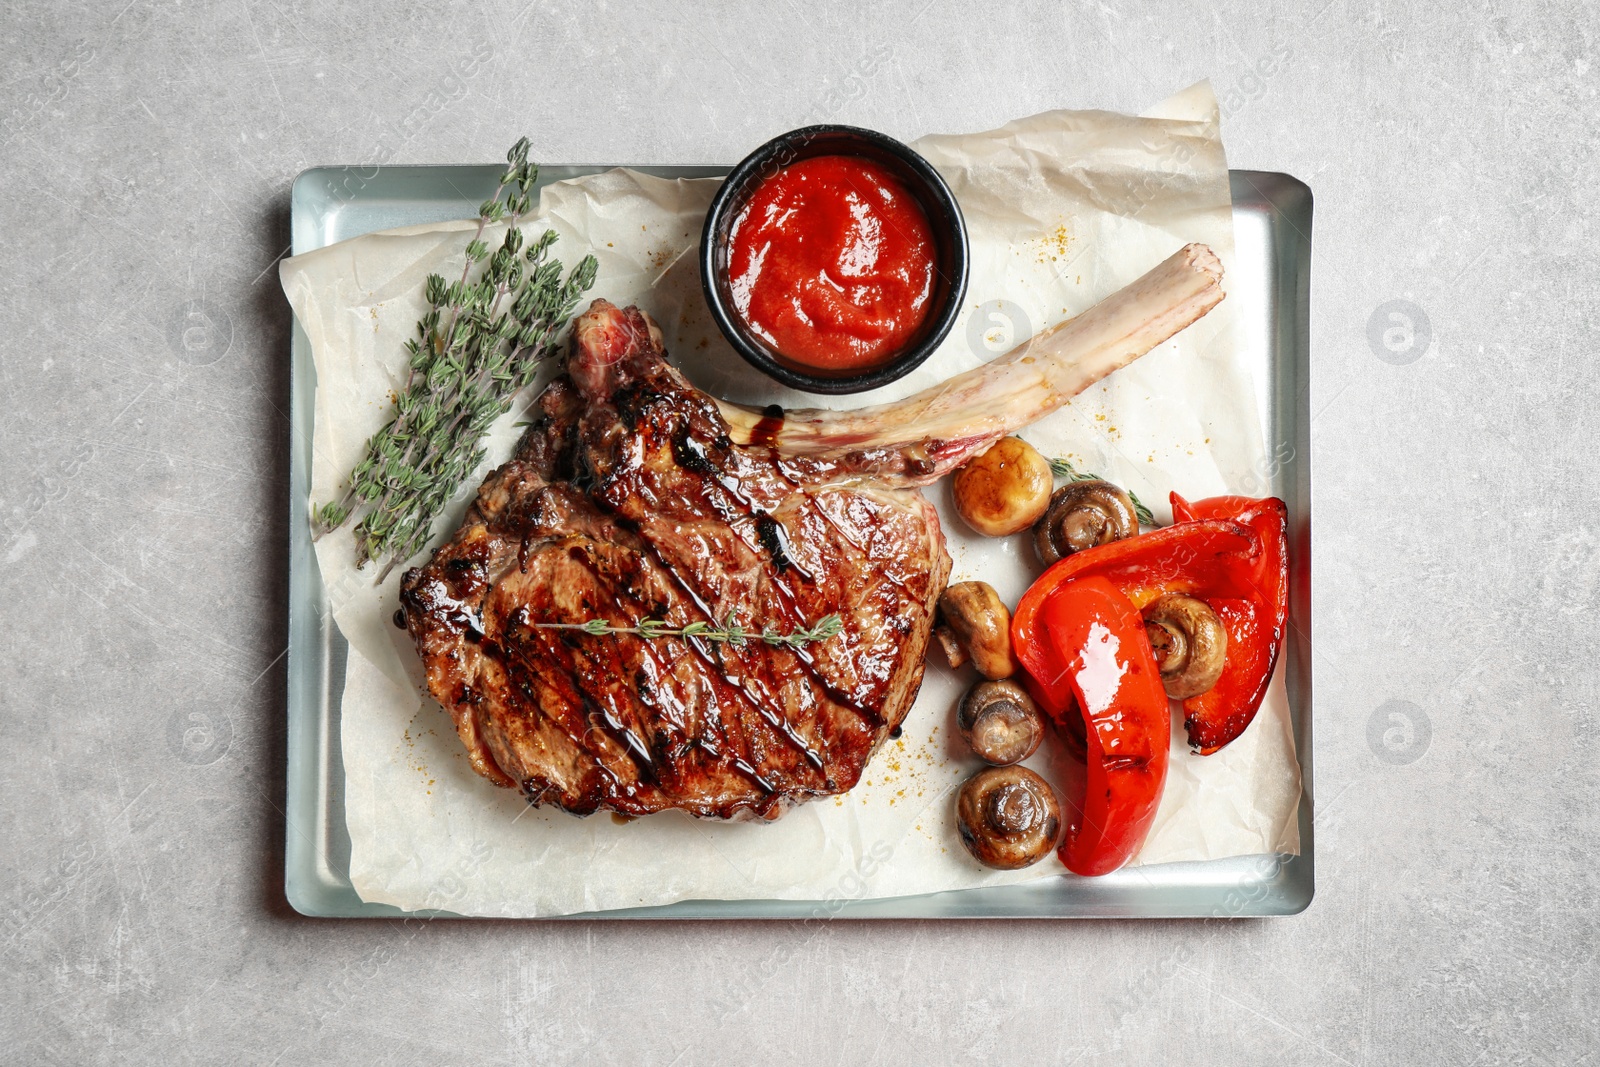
[1,0,1591,1063]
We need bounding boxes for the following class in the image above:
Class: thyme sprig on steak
[535,613,845,648]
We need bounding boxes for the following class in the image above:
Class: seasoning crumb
[1034,224,1075,264]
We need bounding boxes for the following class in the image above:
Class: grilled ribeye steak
[401,302,951,819]
[401,244,1225,820]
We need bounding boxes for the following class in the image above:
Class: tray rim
[283,164,1315,920]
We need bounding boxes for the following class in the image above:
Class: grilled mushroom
[1032,480,1138,565]
[951,437,1054,537]
[932,627,969,670]
[933,582,1016,679]
[956,766,1062,870]
[958,679,1044,766]
[1142,593,1228,699]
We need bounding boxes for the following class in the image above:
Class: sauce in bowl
[726,155,937,373]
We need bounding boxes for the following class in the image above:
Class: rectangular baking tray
[285,165,1315,918]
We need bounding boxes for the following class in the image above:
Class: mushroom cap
[952,437,1054,537]
[1142,593,1228,699]
[1032,480,1138,566]
[956,766,1062,870]
[935,581,1016,680]
[958,679,1045,766]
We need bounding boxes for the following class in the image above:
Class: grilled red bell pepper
[1012,518,1261,719]
[1012,497,1289,754]
[1168,493,1290,754]
[1037,575,1170,876]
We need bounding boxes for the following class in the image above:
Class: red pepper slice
[1168,493,1290,754]
[1013,498,1289,754]
[1011,518,1261,719]
[1038,575,1170,876]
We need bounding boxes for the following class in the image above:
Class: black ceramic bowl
[700,124,970,395]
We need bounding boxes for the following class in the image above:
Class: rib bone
[715,242,1225,486]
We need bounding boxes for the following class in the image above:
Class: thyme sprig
[1049,457,1158,528]
[536,613,846,648]
[313,137,599,579]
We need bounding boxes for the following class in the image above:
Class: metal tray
[285,165,1315,919]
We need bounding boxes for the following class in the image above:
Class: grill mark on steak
[402,300,948,820]
[753,513,797,575]
[618,494,882,735]
[503,514,764,809]
[613,516,830,769]
[586,401,869,742]
[532,532,818,787]
[503,571,656,783]
[582,688,658,783]
[673,427,809,580]
[495,518,818,802]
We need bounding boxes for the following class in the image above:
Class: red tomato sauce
[727,155,936,373]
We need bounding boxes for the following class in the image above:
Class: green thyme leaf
[312,137,598,576]
[533,614,844,649]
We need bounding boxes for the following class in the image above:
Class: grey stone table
[2,0,1592,1062]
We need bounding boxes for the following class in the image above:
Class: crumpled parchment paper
[280,81,1301,917]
